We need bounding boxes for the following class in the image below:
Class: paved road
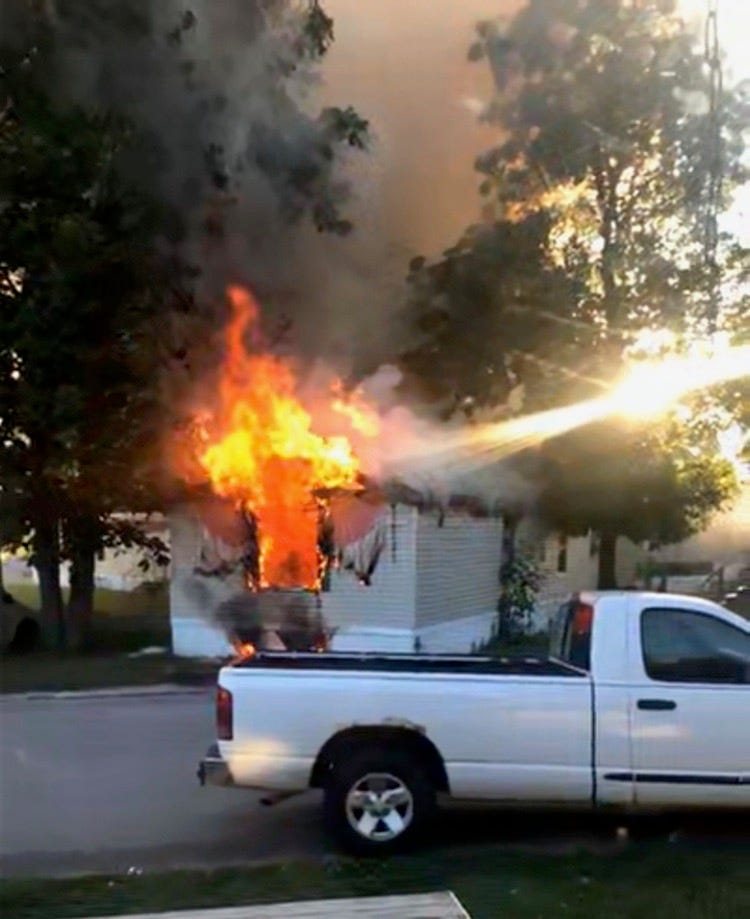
[0,690,328,877]
[1,691,747,878]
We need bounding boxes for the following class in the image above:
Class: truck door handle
[638,698,677,711]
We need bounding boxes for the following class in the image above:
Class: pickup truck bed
[231,651,582,677]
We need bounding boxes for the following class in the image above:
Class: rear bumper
[197,742,234,787]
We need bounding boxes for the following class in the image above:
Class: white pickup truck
[198,592,750,853]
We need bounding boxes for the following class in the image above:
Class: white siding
[169,503,504,655]
[321,505,419,643]
[323,506,504,654]
[414,512,503,634]
[169,505,235,657]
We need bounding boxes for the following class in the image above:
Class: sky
[320,0,520,259]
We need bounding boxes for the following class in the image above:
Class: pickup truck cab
[199,592,750,853]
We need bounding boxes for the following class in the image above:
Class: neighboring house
[2,514,169,593]
[651,479,750,591]
[516,523,646,630]
[168,492,504,657]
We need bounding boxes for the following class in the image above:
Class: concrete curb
[84,892,471,919]
[5,684,211,702]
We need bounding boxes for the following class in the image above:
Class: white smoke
[302,361,535,510]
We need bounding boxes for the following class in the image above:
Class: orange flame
[231,639,256,661]
[198,286,363,588]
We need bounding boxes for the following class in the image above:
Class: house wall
[169,506,235,658]
[530,533,594,631]
[322,505,419,652]
[413,511,503,651]
[87,542,169,591]
[322,506,505,653]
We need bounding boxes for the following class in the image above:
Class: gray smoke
[0,0,401,372]
[2,0,541,509]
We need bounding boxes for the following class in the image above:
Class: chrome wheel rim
[345,772,414,842]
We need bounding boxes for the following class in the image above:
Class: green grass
[6,582,168,617]
[1,582,185,693]
[4,582,171,656]
[1,843,748,919]
[0,653,220,694]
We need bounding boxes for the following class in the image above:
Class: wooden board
[87,891,470,919]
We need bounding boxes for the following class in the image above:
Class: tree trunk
[33,517,65,649]
[597,530,618,589]
[67,545,96,651]
[65,518,99,651]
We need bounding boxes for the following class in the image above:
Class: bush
[497,554,542,642]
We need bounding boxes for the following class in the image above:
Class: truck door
[629,606,750,808]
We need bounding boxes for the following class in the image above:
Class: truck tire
[323,747,436,855]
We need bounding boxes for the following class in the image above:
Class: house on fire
[168,485,506,657]
[168,478,653,657]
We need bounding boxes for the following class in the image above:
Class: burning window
[179,285,379,592]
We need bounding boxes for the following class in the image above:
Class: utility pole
[703,0,723,333]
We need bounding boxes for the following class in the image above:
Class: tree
[0,2,369,647]
[1,1,369,240]
[534,418,739,587]
[0,77,175,647]
[400,0,747,586]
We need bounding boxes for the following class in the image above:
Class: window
[551,600,593,671]
[642,608,750,684]
[556,534,568,573]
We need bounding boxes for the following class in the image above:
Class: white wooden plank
[87,890,470,919]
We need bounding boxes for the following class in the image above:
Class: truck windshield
[550,600,593,671]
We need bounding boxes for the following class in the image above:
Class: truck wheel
[323,747,436,855]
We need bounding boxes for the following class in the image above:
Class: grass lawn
[0,637,550,694]
[6,582,169,618]
[0,651,220,694]
[2,583,178,692]
[0,585,217,693]
[1,843,748,919]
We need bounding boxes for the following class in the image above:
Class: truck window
[551,600,593,671]
[642,608,750,684]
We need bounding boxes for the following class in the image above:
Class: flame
[198,286,363,588]
[231,639,256,661]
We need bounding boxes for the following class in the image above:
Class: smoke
[320,0,519,260]
[0,0,405,371]
[1,0,526,372]
[2,0,539,510]
[303,362,536,511]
